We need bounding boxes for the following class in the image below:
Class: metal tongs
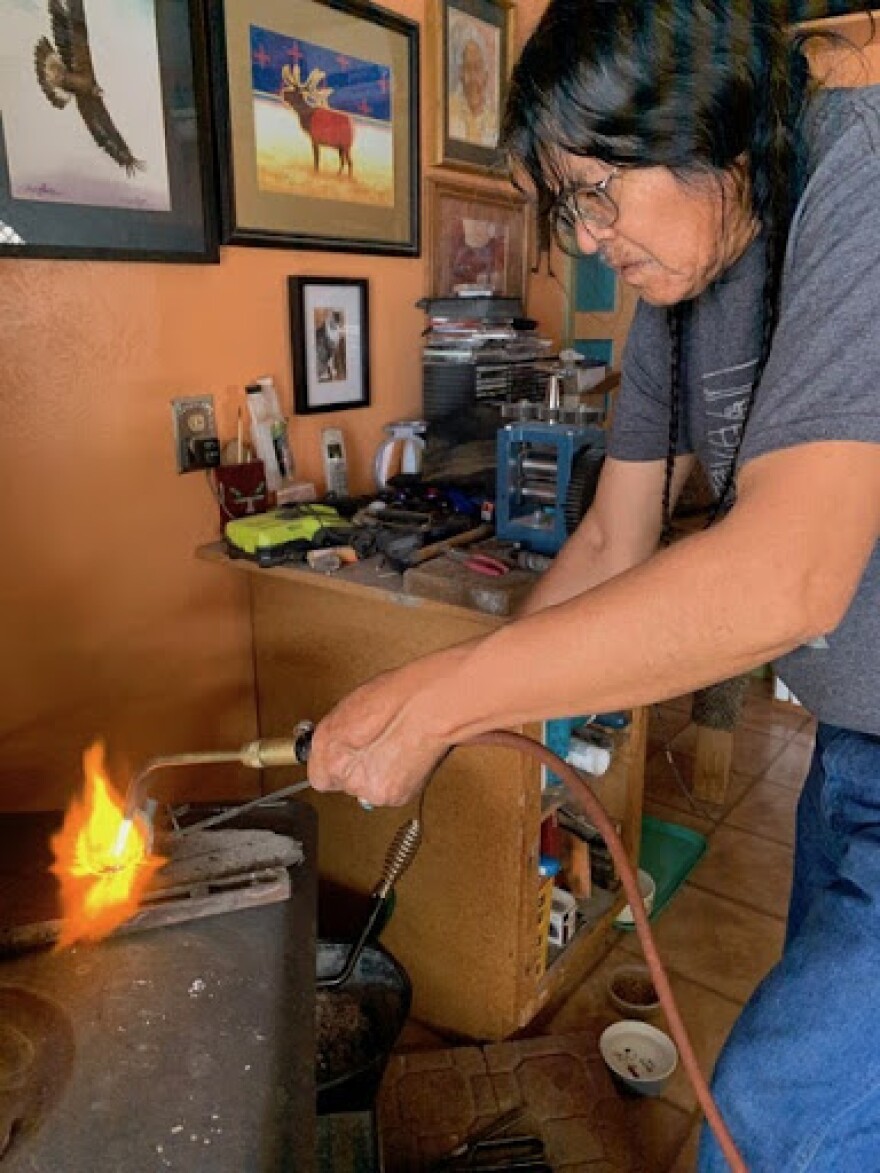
[432,1108,550,1171]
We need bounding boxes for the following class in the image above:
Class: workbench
[199,543,646,1041]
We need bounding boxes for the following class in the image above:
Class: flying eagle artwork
[33,0,144,177]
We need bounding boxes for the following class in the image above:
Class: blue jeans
[698,724,880,1171]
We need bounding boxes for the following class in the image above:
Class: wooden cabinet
[200,544,645,1041]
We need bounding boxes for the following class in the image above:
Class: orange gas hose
[468,729,747,1173]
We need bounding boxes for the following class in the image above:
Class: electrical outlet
[171,396,220,474]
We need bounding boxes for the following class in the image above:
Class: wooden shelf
[200,542,646,1041]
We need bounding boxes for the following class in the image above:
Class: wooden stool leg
[692,724,734,805]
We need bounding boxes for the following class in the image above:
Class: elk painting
[249,26,394,208]
[280,65,353,177]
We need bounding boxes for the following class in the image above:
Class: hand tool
[442,549,510,577]
[112,722,316,857]
[433,1108,549,1170]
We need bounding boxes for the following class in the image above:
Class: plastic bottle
[245,377,295,491]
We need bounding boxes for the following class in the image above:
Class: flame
[50,743,165,948]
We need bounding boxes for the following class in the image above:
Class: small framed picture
[289,277,371,414]
[431,0,515,175]
[426,176,529,299]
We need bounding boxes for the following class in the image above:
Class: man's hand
[307,649,467,807]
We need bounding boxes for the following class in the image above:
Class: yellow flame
[50,743,165,948]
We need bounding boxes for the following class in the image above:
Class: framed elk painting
[210,0,420,255]
[0,0,217,262]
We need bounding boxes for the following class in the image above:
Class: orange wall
[0,0,555,812]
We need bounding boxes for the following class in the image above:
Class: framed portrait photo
[0,0,217,262]
[289,276,371,414]
[432,0,515,175]
[426,177,529,300]
[210,0,420,256]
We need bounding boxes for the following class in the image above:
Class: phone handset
[321,427,349,497]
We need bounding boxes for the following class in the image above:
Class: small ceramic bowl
[607,964,661,1019]
[599,1020,678,1096]
[613,869,656,928]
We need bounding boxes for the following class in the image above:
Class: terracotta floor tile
[729,725,789,777]
[688,825,793,919]
[645,749,755,822]
[724,778,799,848]
[619,885,785,1004]
[544,942,634,1035]
[789,716,819,747]
[629,1098,695,1173]
[668,1116,703,1172]
[655,973,741,1115]
[762,737,815,790]
[738,693,811,740]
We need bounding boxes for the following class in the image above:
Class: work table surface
[197,540,531,627]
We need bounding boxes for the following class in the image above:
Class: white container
[613,869,656,928]
[547,886,577,947]
[246,377,295,492]
[599,1020,678,1096]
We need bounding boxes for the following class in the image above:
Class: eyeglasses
[550,169,621,256]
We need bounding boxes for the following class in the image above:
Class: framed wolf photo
[289,277,371,414]
[210,0,420,255]
[0,1,216,262]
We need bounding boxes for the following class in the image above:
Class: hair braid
[661,305,685,545]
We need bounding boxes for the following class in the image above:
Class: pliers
[432,1108,550,1170]
[443,549,510,577]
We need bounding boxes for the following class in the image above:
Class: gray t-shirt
[610,86,880,735]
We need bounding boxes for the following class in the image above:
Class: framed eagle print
[0,1,217,262]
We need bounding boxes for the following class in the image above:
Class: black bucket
[315,939,411,1115]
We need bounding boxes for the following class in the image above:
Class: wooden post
[692,725,734,805]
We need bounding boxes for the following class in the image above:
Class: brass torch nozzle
[112,721,315,856]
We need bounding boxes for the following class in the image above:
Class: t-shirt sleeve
[740,143,880,467]
[609,299,690,461]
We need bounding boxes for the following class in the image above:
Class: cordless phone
[321,427,349,497]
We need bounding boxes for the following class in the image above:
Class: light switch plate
[171,395,218,474]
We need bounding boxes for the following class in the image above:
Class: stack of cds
[417,295,557,488]
[418,295,555,423]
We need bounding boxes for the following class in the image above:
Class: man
[310,2,880,1168]
[448,33,497,148]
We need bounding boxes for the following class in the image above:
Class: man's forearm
[423,505,817,742]
[518,511,654,616]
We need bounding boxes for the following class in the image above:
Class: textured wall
[0,0,556,812]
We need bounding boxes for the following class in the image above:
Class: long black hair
[501,0,814,540]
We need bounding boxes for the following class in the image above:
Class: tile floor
[385,678,817,1171]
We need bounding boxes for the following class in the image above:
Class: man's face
[461,40,488,114]
[560,157,757,305]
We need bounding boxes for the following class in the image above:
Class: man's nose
[575,221,615,255]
